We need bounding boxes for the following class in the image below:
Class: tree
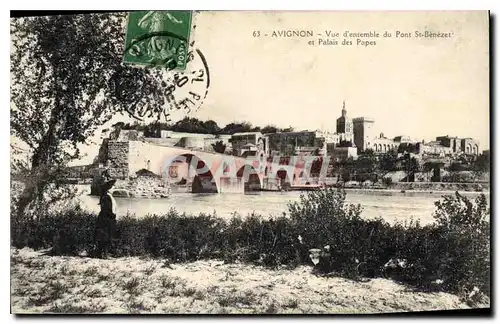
[220,122,254,134]
[379,153,397,172]
[473,152,490,173]
[261,125,279,134]
[203,120,221,135]
[355,155,377,174]
[448,162,469,172]
[398,143,417,154]
[11,13,167,218]
[211,140,227,154]
[402,155,420,182]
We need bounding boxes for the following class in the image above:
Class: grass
[83,266,99,277]
[123,277,142,296]
[11,248,485,314]
[10,188,490,304]
[216,291,257,307]
[283,298,299,309]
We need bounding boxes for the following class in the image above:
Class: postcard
[10,10,490,315]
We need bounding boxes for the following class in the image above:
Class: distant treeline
[120,117,295,137]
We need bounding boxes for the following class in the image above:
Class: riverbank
[11,248,483,314]
[11,188,490,312]
[384,181,488,192]
[330,182,488,193]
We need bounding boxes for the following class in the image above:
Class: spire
[341,100,346,117]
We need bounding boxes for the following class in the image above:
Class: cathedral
[335,101,354,144]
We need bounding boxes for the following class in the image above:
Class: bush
[431,193,490,296]
[10,188,490,300]
[382,177,393,187]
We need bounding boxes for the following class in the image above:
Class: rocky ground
[10,248,482,314]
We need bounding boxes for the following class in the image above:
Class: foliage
[398,143,418,154]
[431,193,490,297]
[382,177,393,187]
[442,171,476,183]
[167,117,222,135]
[10,13,166,219]
[211,140,227,154]
[402,155,420,182]
[473,152,490,174]
[121,119,299,136]
[379,154,398,172]
[355,155,377,173]
[448,162,470,172]
[11,189,490,301]
[220,122,258,135]
[261,125,279,134]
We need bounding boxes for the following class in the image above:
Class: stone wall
[107,141,130,179]
[352,118,375,152]
[461,138,480,155]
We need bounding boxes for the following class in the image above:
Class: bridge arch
[276,167,294,185]
[236,164,263,191]
[162,153,219,193]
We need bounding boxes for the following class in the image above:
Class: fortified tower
[352,117,375,152]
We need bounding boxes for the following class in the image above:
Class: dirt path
[10,248,474,314]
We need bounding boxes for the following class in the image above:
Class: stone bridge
[103,140,323,193]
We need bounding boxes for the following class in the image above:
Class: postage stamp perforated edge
[122,10,198,71]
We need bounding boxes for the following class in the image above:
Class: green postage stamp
[123,11,193,70]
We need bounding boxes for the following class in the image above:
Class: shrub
[382,177,393,187]
[10,188,490,300]
[431,193,490,296]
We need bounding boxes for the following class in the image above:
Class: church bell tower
[336,100,352,134]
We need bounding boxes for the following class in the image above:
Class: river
[75,187,489,225]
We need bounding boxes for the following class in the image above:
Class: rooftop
[352,117,375,123]
[231,132,262,136]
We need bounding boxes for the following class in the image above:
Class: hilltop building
[352,117,374,152]
[335,101,354,143]
[371,133,399,154]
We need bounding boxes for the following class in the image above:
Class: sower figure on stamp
[94,178,118,259]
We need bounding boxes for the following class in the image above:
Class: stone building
[352,117,375,152]
[460,138,480,155]
[435,135,480,156]
[230,132,268,157]
[265,131,325,157]
[326,145,358,160]
[335,101,354,143]
[371,133,399,154]
[416,141,453,156]
[435,136,462,154]
[393,135,412,143]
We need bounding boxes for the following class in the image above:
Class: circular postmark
[120,11,210,123]
[161,48,211,119]
[123,47,210,124]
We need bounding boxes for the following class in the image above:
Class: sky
[11,11,490,165]
[191,11,489,146]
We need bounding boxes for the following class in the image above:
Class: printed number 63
[253,31,260,37]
